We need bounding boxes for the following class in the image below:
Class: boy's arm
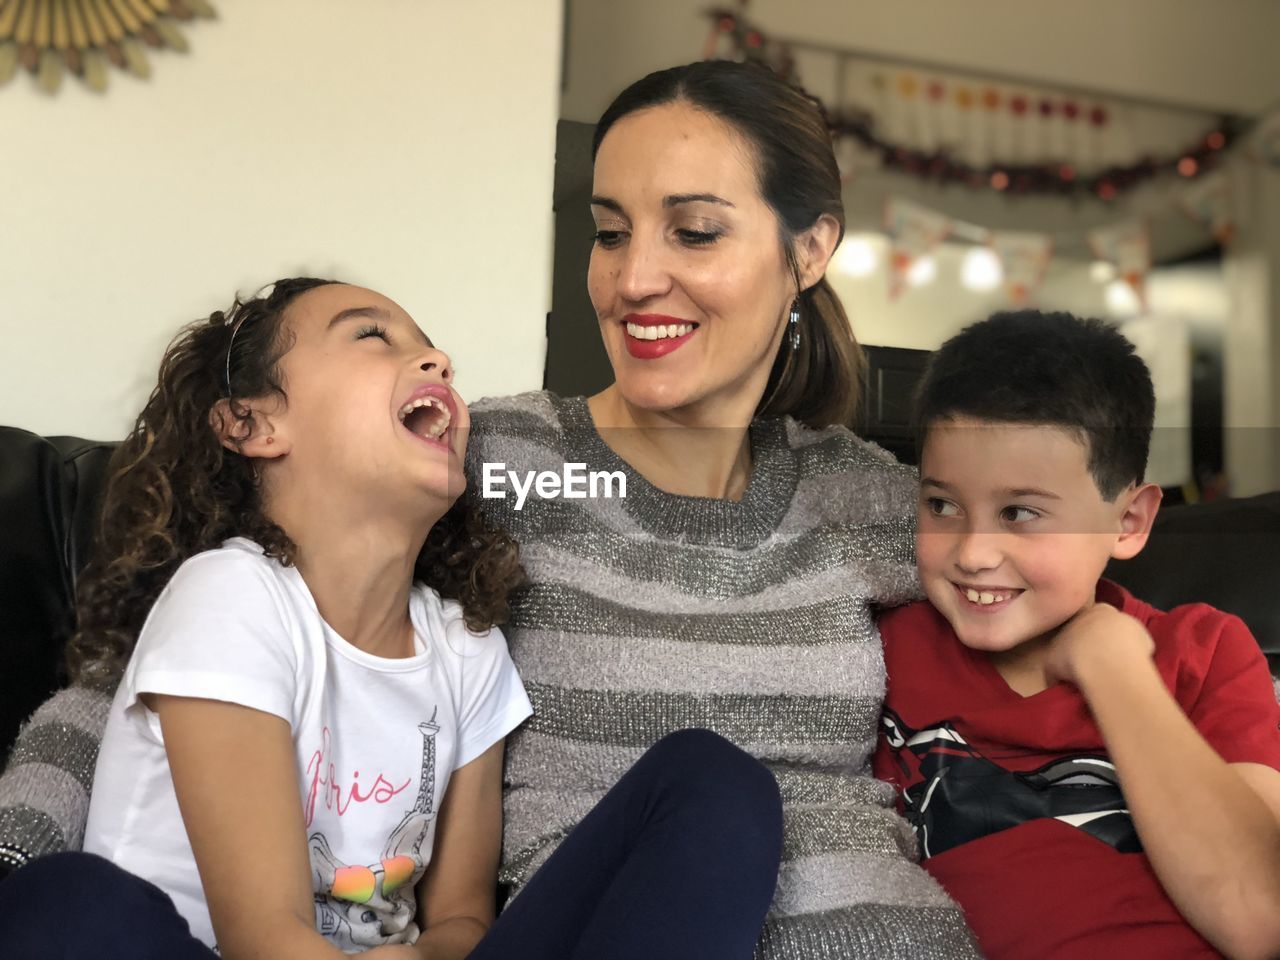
[1046,605,1280,960]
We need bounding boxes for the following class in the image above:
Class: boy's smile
[916,416,1149,680]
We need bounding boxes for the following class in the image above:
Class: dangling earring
[788,298,802,350]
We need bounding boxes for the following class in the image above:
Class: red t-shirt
[873,580,1280,959]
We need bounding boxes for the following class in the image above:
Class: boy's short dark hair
[913,310,1156,500]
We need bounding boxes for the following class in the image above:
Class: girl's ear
[1111,482,1163,561]
[794,213,842,291]
[209,399,289,459]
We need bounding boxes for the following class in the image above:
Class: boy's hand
[1043,602,1154,689]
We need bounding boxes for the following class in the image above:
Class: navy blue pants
[0,729,782,959]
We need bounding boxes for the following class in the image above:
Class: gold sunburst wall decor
[0,0,217,94]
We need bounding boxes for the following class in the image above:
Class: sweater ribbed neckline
[553,394,799,549]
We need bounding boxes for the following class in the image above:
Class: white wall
[829,239,1109,352]
[0,0,562,439]
[1223,159,1280,495]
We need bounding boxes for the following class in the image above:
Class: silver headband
[223,313,249,399]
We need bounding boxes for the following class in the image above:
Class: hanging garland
[0,0,217,94]
[705,6,1241,202]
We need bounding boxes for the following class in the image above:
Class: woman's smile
[622,313,699,359]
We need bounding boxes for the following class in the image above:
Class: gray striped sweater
[466,392,981,959]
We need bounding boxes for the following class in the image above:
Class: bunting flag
[884,197,951,299]
[703,7,1240,201]
[990,231,1054,304]
[1088,220,1151,311]
[1177,170,1236,244]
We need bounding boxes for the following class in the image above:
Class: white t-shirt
[84,538,532,953]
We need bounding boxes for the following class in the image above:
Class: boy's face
[916,416,1146,658]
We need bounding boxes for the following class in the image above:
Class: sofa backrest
[0,424,1276,760]
[1105,491,1280,674]
[0,429,115,761]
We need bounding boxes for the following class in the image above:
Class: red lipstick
[622,313,697,360]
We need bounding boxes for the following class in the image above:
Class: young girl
[0,278,783,960]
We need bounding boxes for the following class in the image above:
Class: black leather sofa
[2,424,1279,768]
[0,428,115,763]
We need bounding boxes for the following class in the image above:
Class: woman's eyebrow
[590,196,624,213]
[590,193,736,213]
[664,193,734,208]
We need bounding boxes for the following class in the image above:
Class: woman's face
[588,101,797,422]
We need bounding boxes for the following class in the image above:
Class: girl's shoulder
[126,539,310,714]
[139,539,307,661]
[409,583,510,660]
[160,537,289,604]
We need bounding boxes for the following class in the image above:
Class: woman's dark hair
[592,59,863,429]
[67,278,525,688]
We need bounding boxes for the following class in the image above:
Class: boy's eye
[925,497,959,518]
[356,324,391,343]
[1001,505,1041,523]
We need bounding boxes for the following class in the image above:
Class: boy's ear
[1111,482,1163,561]
[209,398,290,460]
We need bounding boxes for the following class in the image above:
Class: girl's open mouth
[398,392,454,452]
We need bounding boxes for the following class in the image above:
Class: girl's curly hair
[67,277,525,689]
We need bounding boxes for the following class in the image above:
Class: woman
[466,61,979,957]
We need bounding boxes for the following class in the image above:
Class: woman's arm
[149,694,348,960]
[0,685,111,875]
[1048,607,1280,960]
[410,740,504,960]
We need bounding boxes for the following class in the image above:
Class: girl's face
[266,284,469,508]
[588,101,797,423]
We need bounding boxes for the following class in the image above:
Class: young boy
[873,311,1280,960]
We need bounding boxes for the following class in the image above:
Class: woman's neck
[586,386,755,501]
[265,481,443,658]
